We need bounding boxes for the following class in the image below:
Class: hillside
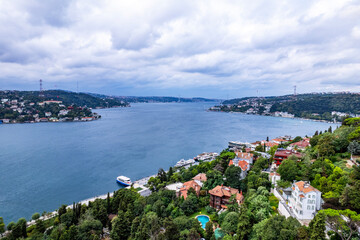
[88,93,218,103]
[0,90,129,108]
[211,93,360,121]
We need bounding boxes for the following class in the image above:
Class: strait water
[0,102,337,223]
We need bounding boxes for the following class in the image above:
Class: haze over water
[0,102,337,223]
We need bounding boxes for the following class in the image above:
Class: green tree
[221,212,239,235]
[225,165,242,189]
[277,158,298,182]
[163,217,180,240]
[322,209,360,240]
[236,205,251,240]
[11,218,27,239]
[348,140,360,156]
[308,211,326,240]
[110,211,131,240]
[317,133,335,157]
[32,212,40,220]
[205,221,214,240]
[0,217,5,234]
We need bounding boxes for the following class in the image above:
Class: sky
[0,0,359,99]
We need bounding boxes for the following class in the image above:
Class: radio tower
[294,85,297,96]
[39,79,44,97]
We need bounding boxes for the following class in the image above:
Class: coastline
[207,109,340,124]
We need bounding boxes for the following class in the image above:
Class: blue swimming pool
[196,215,210,229]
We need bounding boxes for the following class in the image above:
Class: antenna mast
[39,79,44,97]
[294,85,297,97]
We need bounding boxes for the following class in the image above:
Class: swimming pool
[196,215,210,229]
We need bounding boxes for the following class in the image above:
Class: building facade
[209,185,244,210]
[288,181,322,220]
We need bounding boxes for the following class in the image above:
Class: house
[179,180,203,199]
[288,181,322,220]
[165,182,184,197]
[166,173,207,200]
[192,173,207,182]
[209,185,244,210]
[269,172,281,186]
[58,109,69,116]
[235,152,254,164]
[45,112,52,117]
[229,159,249,179]
[272,138,290,144]
[274,149,302,166]
[289,140,310,150]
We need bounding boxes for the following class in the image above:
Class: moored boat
[116,176,132,186]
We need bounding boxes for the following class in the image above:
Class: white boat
[116,176,132,186]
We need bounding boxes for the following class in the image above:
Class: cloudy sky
[0,0,359,98]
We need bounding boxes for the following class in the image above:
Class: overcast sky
[0,0,359,98]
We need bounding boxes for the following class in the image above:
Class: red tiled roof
[294,181,320,193]
[209,185,240,198]
[290,140,310,148]
[235,152,254,160]
[238,160,248,171]
[193,173,207,182]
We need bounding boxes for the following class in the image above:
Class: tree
[32,212,40,220]
[0,217,5,234]
[308,211,326,240]
[277,159,298,182]
[317,133,335,157]
[236,205,251,240]
[225,165,242,189]
[348,141,360,156]
[205,221,214,240]
[111,211,131,240]
[221,212,239,235]
[11,218,27,239]
[322,209,360,240]
[340,181,360,211]
[163,217,180,240]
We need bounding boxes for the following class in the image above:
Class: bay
[0,102,337,223]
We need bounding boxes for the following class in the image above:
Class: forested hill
[88,93,218,103]
[215,93,360,121]
[0,90,129,108]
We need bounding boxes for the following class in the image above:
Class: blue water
[196,215,210,229]
[0,102,337,223]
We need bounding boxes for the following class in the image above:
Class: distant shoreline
[208,109,340,124]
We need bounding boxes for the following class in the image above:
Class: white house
[269,172,281,187]
[288,181,322,220]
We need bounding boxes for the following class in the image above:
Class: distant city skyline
[0,0,359,98]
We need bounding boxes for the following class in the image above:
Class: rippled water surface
[0,102,337,223]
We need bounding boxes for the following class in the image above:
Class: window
[313,195,315,198]
[312,205,314,210]
[307,206,310,210]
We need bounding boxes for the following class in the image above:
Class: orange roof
[269,172,280,176]
[265,142,279,147]
[238,160,248,171]
[209,185,240,198]
[180,180,202,199]
[299,194,305,198]
[221,205,228,209]
[235,152,254,160]
[229,160,234,166]
[193,173,207,182]
[294,181,320,193]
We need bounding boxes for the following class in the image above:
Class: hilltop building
[288,181,322,220]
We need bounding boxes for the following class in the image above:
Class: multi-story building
[288,181,322,220]
[209,185,244,210]
[274,149,302,166]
